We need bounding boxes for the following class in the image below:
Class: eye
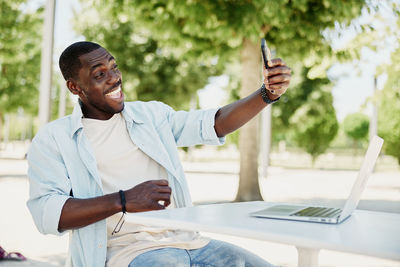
[95,72,104,79]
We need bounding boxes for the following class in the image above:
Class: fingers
[146,179,171,194]
[263,74,290,95]
[157,185,172,194]
[265,73,291,85]
[125,179,172,212]
[157,198,171,208]
[150,193,171,210]
[268,81,290,91]
[267,58,287,68]
[152,192,171,201]
[263,65,291,77]
[151,179,169,186]
[263,59,291,95]
[267,83,289,95]
[147,181,171,203]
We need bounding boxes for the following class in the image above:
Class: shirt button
[98,244,103,248]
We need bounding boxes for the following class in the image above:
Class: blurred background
[0,0,400,266]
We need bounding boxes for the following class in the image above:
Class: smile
[105,85,121,97]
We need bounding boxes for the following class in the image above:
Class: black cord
[111,190,127,235]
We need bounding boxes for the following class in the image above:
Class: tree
[83,0,367,201]
[321,0,400,163]
[74,6,219,110]
[0,1,42,113]
[373,2,400,165]
[343,112,369,153]
[378,46,400,165]
[0,1,43,140]
[288,68,339,165]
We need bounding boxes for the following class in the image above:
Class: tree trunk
[235,38,263,201]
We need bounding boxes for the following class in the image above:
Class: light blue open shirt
[27,101,225,267]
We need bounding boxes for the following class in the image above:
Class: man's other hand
[125,179,171,212]
[264,58,291,98]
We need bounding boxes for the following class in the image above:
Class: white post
[259,48,273,179]
[17,107,26,140]
[369,76,378,140]
[38,0,56,127]
[297,247,320,267]
[3,115,10,149]
[186,94,198,160]
[260,106,272,179]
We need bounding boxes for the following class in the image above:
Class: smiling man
[27,41,291,267]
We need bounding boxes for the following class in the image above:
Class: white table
[126,201,400,267]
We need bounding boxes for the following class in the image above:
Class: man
[27,41,291,267]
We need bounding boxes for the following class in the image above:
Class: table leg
[296,247,320,267]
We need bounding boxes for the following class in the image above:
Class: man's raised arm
[214,58,291,137]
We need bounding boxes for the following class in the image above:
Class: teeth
[106,86,121,96]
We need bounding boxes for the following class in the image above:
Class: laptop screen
[339,135,384,220]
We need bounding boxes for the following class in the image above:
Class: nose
[107,68,120,84]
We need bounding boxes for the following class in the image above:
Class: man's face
[68,47,124,120]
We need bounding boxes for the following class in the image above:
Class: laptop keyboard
[292,207,342,218]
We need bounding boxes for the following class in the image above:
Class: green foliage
[99,0,368,81]
[328,1,400,76]
[272,66,331,144]
[75,0,369,200]
[343,112,369,142]
[106,0,365,55]
[75,3,220,110]
[288,71,339,163]
[0,1,43,115]
[81,0,368,125]
[378,46,400,165]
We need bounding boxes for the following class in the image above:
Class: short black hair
[59,41,102,81]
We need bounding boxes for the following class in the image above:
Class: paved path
[0,158,399,267]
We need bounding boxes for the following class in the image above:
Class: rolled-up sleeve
[159,102,225,147]
[200,108,226,144]
[26,128,72,236]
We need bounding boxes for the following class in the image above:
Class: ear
[66,79,81,96]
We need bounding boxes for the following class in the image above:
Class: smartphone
[261,38,272,69]
[261,38,275,93]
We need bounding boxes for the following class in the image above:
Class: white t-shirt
[82,113,209,267]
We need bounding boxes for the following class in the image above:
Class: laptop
[250,135,384,224]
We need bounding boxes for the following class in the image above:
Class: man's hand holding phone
[261,38,291,99]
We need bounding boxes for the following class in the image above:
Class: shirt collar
[121,103,144,125]
[70,102,144,138]
[70,102,84,138]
